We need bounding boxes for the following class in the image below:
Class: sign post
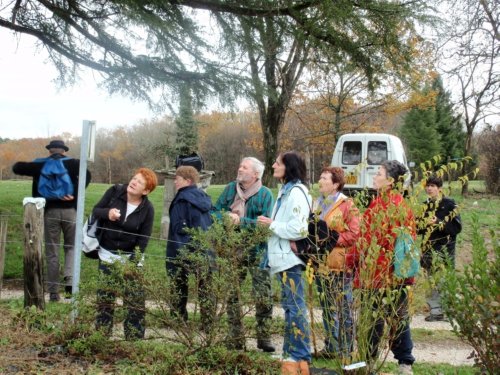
[71,120,96,321]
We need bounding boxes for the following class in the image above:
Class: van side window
[367,141,388,165]
[342,141,362,165]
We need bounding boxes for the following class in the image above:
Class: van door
[365,140,389,187]
[340,139,363,188]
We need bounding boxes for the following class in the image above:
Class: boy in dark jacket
[418,175,462,322]
[166,166,214,324]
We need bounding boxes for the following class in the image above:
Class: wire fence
[0,213,280,290]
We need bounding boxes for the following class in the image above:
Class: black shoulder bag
[291,186,339,265]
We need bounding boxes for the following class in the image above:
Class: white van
[331,133,410,193]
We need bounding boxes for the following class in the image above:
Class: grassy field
[0,179,498,307]
[0,179,497,373]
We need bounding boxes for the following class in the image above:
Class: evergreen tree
[0,1,432,186]
[400,76,465,169]
[433,76,465,161]
[175,84,199,156]
[400,106,441,166]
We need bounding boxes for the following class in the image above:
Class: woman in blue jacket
[257,151,312,373]
[166,166,214,325]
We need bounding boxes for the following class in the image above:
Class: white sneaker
[398,363,413,375]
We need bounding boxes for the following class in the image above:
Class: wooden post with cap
[22,198,45,310]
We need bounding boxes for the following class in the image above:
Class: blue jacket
[166,185,213,270]
[12,153,91,210]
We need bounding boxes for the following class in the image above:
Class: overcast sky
[0,30,157,140]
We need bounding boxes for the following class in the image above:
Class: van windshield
[342,141,362,165]
[367,141,388,165]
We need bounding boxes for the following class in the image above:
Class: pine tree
[175,84,199,156]
[400,75,465,169]
[432,76,465,161]
[400,106,441,166]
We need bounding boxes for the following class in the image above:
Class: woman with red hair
[92,167,158,340]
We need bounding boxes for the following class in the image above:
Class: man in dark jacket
[12,140,91,302]
[166,166,214,324]
[418,174,462,322]
[213,157,275,352]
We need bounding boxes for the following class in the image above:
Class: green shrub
[441,213,499,374]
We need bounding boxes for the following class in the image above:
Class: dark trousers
[44,207,76,294]
[167,261,215,327]
[96,262,146,340]
[421,245,456,316]
[366,287,415,365]
[227,264,273,343]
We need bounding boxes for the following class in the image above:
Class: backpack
[34,157,74,200]
[289,186,338,266]
[393,229,420,278]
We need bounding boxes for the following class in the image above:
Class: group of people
[13,142,461,375]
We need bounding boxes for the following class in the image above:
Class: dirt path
[0,288,475,367]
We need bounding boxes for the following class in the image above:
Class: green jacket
[213,181,274,259]
[213,181,274,226]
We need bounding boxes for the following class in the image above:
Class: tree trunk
[261,106,281,187]
[108,156,112,185]
[0,217,7,297]
[461,128,474,196]
[23,202,45,310]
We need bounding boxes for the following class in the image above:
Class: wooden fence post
[0,216,7,298]
[22,200,45,310]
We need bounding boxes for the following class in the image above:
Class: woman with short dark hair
[346,160,416,374]
[257,151,312,373]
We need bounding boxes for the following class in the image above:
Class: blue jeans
[316,272,354,357]
[278,265,311,362]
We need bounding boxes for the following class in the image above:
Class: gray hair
[242,157,265,179]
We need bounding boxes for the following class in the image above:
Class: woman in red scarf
[346,160,416,375]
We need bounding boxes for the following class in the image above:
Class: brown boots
[281,360,310,375]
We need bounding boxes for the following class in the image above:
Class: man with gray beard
[213,157,275,352]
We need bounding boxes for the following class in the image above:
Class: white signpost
[71,120,96,320]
